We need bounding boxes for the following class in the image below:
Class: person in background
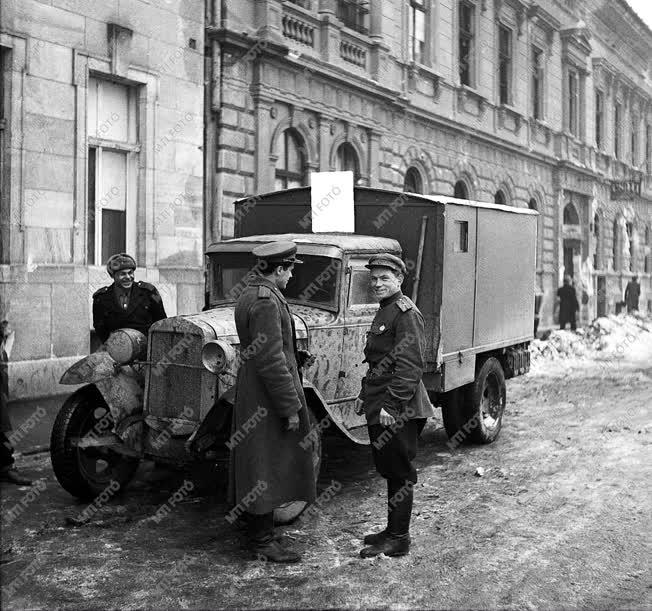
[92,253,167,343]
[0,320,32,486]
[624,275,640,313]
[556,275,579,331]
[354,254,435,559]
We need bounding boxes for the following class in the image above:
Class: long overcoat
[228,272,316,515]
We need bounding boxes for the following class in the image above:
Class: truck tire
[50,386,140,500]
[441,357,506,445]
[273,406,322,525]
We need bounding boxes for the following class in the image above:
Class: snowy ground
[2,314,651,609]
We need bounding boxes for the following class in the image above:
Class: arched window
[275,129,306,190]
[528,198,537,211]
[335,142,360,183]
[626,222,635,272]
[454,180,469,199]
[494,190,506,206]
[403,167,423,194]
[529,198,539,268]
[563,203,580,225]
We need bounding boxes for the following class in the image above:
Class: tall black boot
[363,480,392,545]
[247,512,301,563]
[360,480,412,558]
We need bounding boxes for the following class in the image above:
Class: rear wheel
[273,407,322,525]
[441,357,506,445]
[50,386,140,499]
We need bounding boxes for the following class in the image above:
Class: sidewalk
[6,396,63,455]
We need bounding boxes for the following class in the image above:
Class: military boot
[363,480,392,544]
[360,479,413,558]
[247,512,301,563]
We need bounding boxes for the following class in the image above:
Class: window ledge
[456,85,487,116]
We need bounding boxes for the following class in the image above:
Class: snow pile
[530,313,652,362]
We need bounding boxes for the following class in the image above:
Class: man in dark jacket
[556,275,579,331]
[354,253,436,558]
[228,241,316,563]
[624,276,640,313]
[92,253,167,343]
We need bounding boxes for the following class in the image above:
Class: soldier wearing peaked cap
[92,253,167,343]
[228,241,316,563]
[354,252,435,559]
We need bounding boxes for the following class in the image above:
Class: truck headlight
[105,329,147,364]
[201,340,235,374]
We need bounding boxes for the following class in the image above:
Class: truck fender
[60,351,118,385]
[302,382,369,445]
[186,386,235,455]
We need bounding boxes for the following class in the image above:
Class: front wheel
[441,357,506,445]
[273,407,322,525]
[50,386,140,500]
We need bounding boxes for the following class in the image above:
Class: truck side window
[349,269,375,305]
[454,221,469,252]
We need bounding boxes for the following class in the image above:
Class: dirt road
[2,339,651,609]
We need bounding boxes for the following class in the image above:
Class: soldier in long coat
[92,253,167,343]
[355,253,435,558]
[229,241,316,563]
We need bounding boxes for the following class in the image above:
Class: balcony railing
[282,12,315,47]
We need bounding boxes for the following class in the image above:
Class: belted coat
[360,291,436,425]
[228,272,316,515]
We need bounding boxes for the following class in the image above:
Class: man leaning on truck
[355,253,436,559]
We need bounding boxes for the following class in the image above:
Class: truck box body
[235,187,536,389]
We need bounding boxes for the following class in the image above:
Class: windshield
[209,253,340,311]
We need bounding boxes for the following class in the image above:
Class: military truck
[51,187,536,521]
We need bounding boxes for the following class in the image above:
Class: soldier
[354,253,435,558]
[228,241,316,563]
[92,253,167,343]
[624,275,640,313]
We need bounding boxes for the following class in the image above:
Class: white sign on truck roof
[310,171,355,233]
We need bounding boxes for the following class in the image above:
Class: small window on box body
[454,220,468,252]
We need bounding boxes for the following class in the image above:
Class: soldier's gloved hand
[297,349,316,369]
[285,413,300,431]
[379,407,396,427]
[354,397,365,416]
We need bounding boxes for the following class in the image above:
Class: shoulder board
[92,286,111,298]
[258,286,272,299]
[136,281,157,292]
[396,296,414,312]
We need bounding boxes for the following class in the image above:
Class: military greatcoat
[228,272,316,515]
[92,281,167,343]
[361,291,436,426]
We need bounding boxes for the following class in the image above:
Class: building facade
[1,1,204,399]
[206,0,652,328]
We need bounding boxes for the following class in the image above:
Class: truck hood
[153,306,308,342]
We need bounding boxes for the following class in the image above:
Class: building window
[612,219,621,271]
[531,46,544,120]
[567,69,580,137]
[593,212,601,270]
[595,89,604,150]
[403,167,423,194]
[626,222,634,272]
[498,24,512,106]
[275,129,306,190]
[454,180,469,199]
[631,115,639,166]
[459,1,475,87]
[614,102,622,159]
[563,203,579,225]
[408,0,426,64]
[87,77,138,266]
[335,142,360,183]
[336,0,369,35]
[494,190,506,206]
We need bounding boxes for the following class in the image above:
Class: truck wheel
[50,386,140,500]
[441,357,506,445]
[273,407,322,525]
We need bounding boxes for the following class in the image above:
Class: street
[2,330,651,610]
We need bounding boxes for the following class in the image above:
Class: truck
[50,187,536,522]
